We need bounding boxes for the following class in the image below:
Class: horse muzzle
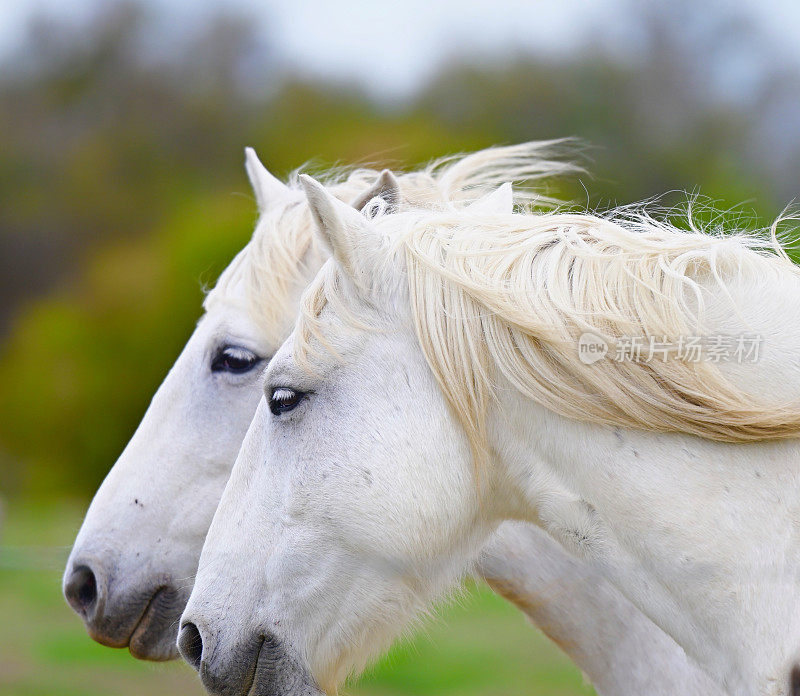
[178,622,323,696]
[63,555,186,660]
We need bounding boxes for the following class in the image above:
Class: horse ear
[350,169,400,213]
[299,174,384,286]
[467,182,514,214]
[244,147,291,213]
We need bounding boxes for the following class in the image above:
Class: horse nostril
[791,664,800,696]
[64,564,98,617]
[178,622,204,670]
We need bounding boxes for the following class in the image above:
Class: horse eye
[269,388,305,415]
[211,345,261,374]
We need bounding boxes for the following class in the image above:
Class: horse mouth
[243,636,264,696]
[128,585,185,660]
[242,633,325,696]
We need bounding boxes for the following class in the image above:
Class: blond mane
[205,141,577,344]
[297,203,800,460]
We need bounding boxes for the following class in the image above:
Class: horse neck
[478,523,726,696]
[487,385,800,694]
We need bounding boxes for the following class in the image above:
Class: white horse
[64,144,721,695]
[182,176,800,696]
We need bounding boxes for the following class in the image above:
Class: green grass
[0,502,595,696]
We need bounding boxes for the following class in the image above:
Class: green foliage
[0,195,253,495]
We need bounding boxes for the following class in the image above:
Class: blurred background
[1,0,799,693]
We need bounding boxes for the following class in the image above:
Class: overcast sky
[2,0,800,98]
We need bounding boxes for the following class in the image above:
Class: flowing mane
[298,203,800,458]
[205,141,577,344]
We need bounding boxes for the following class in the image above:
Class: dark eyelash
[211,345,262,374]
[269,388,307,415]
